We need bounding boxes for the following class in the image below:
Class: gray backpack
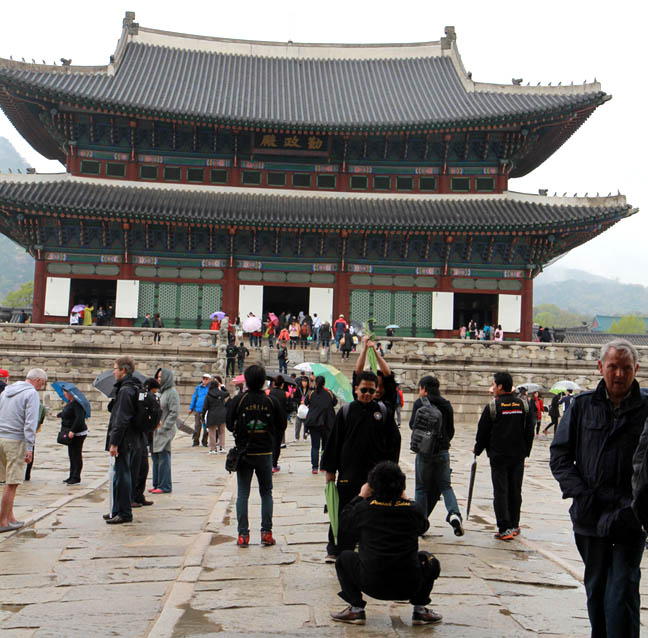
[410,397,443,457]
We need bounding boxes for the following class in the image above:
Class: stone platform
[2,413,647,637]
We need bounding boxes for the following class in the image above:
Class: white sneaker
[208,450,217,455]
[219,447,225,453]
[449,514,464,537]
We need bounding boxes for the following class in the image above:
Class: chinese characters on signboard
[254,133,328,154]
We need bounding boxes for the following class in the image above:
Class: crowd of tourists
[2,337,648,635]
[458,320,504,341]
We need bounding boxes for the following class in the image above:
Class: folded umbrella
[325,481,340,545]
[466,455,478,519]
[93,369,147,398]
[51,381,92,418]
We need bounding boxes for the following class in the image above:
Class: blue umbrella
[51,381,92,418]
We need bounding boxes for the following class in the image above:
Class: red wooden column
[334,271,350,320]
[520,276,533,341]
[31,259,47,324]
[222,267,239,320]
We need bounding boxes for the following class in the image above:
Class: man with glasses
[321,371,401,561]
[0,368,47,532]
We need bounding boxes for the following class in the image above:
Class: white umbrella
[517,383,542,393]
[242,316,262,332]
[294,362,314,372]
[551,380,581,394]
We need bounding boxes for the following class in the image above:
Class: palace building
[0,14,635,339]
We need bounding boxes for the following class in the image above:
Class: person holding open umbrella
[57,385,89,485]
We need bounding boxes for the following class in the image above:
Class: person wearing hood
[59,387,88,485]
[0,368,47,532]
[104,356,142,524]
[202,376,229,454]
[150,368,179,494]
[410,376,464,537]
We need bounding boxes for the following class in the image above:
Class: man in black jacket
[411,375,464,536]
[474,371,534,541]
[551,339,648,638]
[321,370,401,561]
[226,364,286,548]
[331,461,441,625]
[104,356,142,525]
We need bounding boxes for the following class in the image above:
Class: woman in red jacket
[532,391,544,435]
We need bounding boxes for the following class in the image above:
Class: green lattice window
[394,291,413,328]
[350,290,371,324]
[201,285,222,320]
[158,283,178,320]
[179,284,199,321]
[373,291,392,326]
[138,282,156,320]
[415,293,432,331]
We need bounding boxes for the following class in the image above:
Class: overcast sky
[0,1,644,284]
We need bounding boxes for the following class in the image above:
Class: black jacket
[551,379,648,538]
[409,394,454,452]
[321,400,401,486]
[105,374,142,451]
[474,392,534,464]
[341,495,428,575]
[226,390,286,455]
[304,387,337,431]
[201,386,230,427]
[60,400,87,435]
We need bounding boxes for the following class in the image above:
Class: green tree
[532,304,589,328]
[608,314,646,334]
[2,281,33,307]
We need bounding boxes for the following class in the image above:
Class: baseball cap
[0,369,8,378]
[202,373,211,379]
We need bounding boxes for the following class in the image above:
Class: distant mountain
[535,268,648,316]
[0,137,34,301]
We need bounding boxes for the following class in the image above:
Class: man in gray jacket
[0,368,47,532]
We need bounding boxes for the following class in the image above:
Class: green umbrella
[325,481,340,545]
[311,363,354,403]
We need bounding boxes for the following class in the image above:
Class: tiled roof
[0,174,632,231]
[562,331,648,347]
[0,24,606,130]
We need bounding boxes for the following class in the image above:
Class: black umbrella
[265,372,297,386]
[466,455,478,519]
[93,370,147,398]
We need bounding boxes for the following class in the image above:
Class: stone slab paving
[2,418,647,636]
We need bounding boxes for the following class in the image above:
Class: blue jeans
[236,453,274,535]
[414,450,460,521]
[575,532,645,638]
[151,450,172,492]
[309,427,329,470]
[279,358,287,374]
[112,445,135,519]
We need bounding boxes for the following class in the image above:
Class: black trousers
[335,550,440,608]
[327,481,362,556]
[131,444,149,503]
[67,435,86,482]
[226,358,236,376]
[112,445,135,520]
[490,459,525,533]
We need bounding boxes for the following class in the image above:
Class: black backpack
[132,386,162,434]
[410,397,444,457]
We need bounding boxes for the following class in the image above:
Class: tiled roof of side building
[0,173,634,231]
[0,20,606,130]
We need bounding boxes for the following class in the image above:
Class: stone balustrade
[0,324,638,425]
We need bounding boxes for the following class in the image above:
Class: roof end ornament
[123,11,139,35]
[441,26,456,50]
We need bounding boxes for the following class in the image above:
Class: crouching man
[331,461,442,626]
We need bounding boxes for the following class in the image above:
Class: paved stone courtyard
[1,417,647,637]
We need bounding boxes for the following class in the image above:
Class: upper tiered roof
[0,15,606,133]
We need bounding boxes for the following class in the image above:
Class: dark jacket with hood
[304,386,338,431]
[226,390,286,456]
[474,392,534,464]
[409,393,454,452]
[202,384,230,427]
[105,374,142,451]
[551,378,648,539]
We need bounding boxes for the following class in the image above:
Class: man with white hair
[550,339,647,638]
[0,368,47,532]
